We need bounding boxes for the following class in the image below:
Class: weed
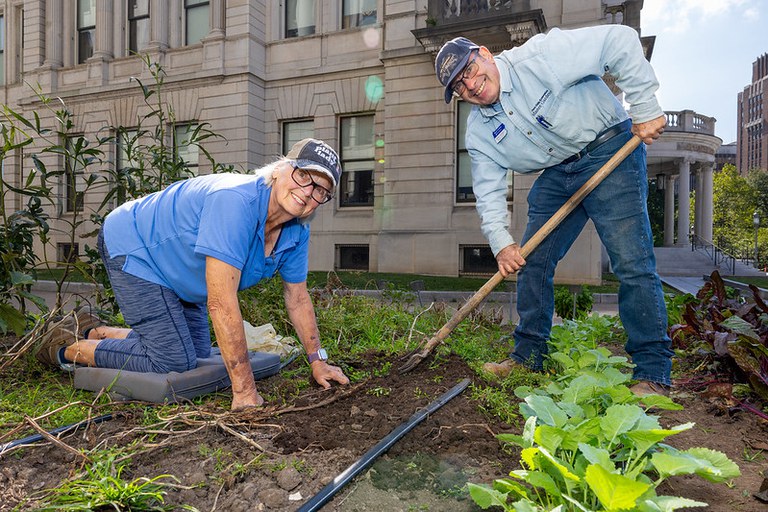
[743,447,764,462]
[367,387,391,397]
[33,454,177,511]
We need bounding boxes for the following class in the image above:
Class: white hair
[251,158,317,225]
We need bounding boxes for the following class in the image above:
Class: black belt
[560,119,631,165]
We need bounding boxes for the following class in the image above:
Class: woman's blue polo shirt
[103,174,310,304]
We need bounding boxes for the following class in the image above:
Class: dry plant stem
[271,381,366,416]
[210,481,226,512]
[24,415,90,463]
[407,303,434,347]
[0,304,71,371]
[0,319,46,371]
[215,421,271,454]
[430,423,497,440]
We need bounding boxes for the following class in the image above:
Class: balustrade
[663,110,716,135]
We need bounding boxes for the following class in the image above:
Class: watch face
[309,348,328,363]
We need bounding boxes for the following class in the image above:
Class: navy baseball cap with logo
[435,37,480,103]
[286,138,342,187]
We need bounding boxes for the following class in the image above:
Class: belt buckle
[562,150,582,165]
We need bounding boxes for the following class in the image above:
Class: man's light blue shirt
[104,174,310,304]
[464,25,664,255]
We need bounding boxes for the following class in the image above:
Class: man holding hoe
[434,25,672,396]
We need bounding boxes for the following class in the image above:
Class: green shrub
[553,285,593,320]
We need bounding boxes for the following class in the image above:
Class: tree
[712,164,758,257]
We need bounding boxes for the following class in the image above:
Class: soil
[1,351,767,511]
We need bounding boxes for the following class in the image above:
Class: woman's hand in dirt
[311,361,350,389]
[231,390,265,411]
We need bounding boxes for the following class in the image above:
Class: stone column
[43,1,63,68]
[92,0,114,59]
[664,174,675,246]
[208,0,226,39]
[701,163,714,242]
[676,159,691,247]
[149,0,170,51]
[85,0,114,86]
[694,165,703,242]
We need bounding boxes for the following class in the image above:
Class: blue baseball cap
[435,37,480,103]
[286,138,342,187]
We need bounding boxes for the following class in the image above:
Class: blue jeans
[94,230,212,373]
[510,125,673,386]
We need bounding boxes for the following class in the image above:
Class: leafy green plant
[554,286,594,320]
[469,348,740,511]
[547,313,623,366]
[0,107,49,333]
[664,292,697,327]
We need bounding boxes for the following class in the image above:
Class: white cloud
[643,0,757,33]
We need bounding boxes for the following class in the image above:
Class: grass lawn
[37,266,631,294]
[307,270,621,293]
[727,276,768,289]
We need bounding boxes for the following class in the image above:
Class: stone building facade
[1,0,692,284]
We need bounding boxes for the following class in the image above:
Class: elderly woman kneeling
[36,138,349,410]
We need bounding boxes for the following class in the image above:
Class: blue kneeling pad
[73,348,282,403]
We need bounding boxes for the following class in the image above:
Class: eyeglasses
[451,53,479,98]
[291,167,333,204]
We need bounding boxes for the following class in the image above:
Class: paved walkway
[654,245,766,296]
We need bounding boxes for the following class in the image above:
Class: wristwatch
[307,348,328,364]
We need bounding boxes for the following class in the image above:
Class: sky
[640,0,766,144]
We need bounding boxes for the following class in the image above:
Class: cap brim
[295,160,337,188]
[443,49,476,103]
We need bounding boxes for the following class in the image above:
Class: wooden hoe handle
[409,135,642,361]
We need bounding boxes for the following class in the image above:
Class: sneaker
[482,358,522,378]
[35,315,78,367]
[73,305,105,338]
[630,380,671,398]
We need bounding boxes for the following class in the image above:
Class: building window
[336,245,369,271]
[174,123,200,176]
[65,137,85,212]
[0,15,4,84]
[456,101,513,203]
[282,120,315,153]
[128,0,150,54]
[340,115,374,207]
[342,0,377,29]
[185,0,209,45]
[456,101,473,202]
[285,0,315,38]
[57,243,80,266]
[460,245,497,275]
[77,0,95,64]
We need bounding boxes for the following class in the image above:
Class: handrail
[691,235,737,275]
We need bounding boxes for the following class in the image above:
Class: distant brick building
[737,53,768,174]
[715,142,737,171]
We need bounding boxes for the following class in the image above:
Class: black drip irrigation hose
[0,413,114,455]
[297,377,471,512]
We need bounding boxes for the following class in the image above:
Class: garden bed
[1,349,766,511]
